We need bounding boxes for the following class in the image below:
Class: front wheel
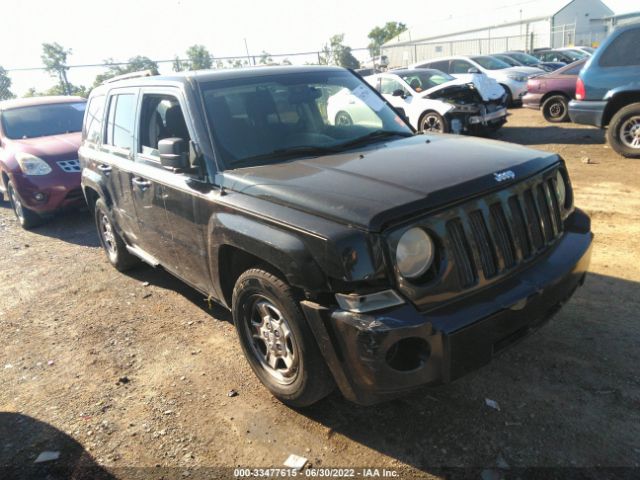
[542,95,569,123]
[232,269,334,407]
[334,111,353,126]
[419,111,449,133]
[607,103,640,158]
[94,198,139,271]
[7,180,42,229]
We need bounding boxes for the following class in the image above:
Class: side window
[599,29,640,67]
[138,94,191,158]
[84,95,105,145]
[105,94,136,150]
[380,78,405,95]
[429,60,450,73]
[451,60,472,74]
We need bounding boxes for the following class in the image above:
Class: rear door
[100,89,142,242]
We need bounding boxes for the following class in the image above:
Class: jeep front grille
[447,175,564,287]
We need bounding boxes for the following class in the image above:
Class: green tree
[23,83,89,98]
[172,55,185,72]
[93,56,159,86]
[185,44,212,71]
[367,21,407,56]
[0,66,14,100]
[259,51,273,65]
[319,34,360,69]
[41,42,72,95]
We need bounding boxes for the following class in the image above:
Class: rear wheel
[232,268,334,407]
[542,95,569,123]
[94,198,139,271]
[419,111,449,133]
[7,180,42,229]
[607,103,640,158]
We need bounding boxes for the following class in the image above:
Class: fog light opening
[34,192,45,202]
[385,337,430,372]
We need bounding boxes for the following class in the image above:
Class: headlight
[556,170,567,208]
[396,228,435,279]
[507,74,527,83]
[15,152,52,176]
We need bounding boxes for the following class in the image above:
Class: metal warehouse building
[382,0,616,67]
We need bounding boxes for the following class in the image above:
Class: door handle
[97,164,112,174]
[132,177,151,189]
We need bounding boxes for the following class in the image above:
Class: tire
[500,85,514,107]
[7,180,42,229]
[94,198,139,271]
[334,111,353,126]
[542,95,569,123]
[419,111,449,133]
[606,103,640,159]
[232,268,335,407]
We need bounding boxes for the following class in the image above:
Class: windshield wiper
[234,145,340,166]
[334,130,412,151]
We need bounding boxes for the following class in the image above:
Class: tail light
[575,78,585,100]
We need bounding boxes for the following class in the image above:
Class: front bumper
[568,100,607,127]
[468,107,508,125]
[302,209,593,405]
[10,171,84,214]
[522,92,543,110]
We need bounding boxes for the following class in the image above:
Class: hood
[5,132,81,160]
[423,75,505,102]
[497,67,541,78]
[221,135,559,232]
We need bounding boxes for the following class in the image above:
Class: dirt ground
[1,108,639,480]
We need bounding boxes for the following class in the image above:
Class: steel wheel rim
[99,213,117,255]
[549,101,565,118]
[244,297,299,385]
[335,113,352,126]
[620,116,640,149]
[8,184,24,222]
[422,114,443,132]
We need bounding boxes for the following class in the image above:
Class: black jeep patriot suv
[80,66,592,406]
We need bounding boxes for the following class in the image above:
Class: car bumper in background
[11,172,84,214]
[569,100,607,127]
[468,107,508,125]
[302,209,593,405]
[522,92,544,110]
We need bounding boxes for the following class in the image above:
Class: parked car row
[1,64,594,408]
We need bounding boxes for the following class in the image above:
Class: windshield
[494,55,520,67]
[398,70,455,92]
[471,56,510,70]
[1,102,86,139]
[563,49,588,60]
[506,52,540,66]
[201,70,412,169]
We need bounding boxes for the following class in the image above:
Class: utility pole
[244,38,253,66]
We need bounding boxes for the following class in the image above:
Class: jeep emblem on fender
[494,170,516,182]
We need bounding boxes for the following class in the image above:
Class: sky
[2,0,636,95]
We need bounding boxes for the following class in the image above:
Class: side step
[126,245,160,267]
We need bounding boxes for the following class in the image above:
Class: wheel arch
[602,91,640,127]
[210,213,329,308]
[81,168,113,212]
[540,91,570,106]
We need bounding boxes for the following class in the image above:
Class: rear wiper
[334,130,412,150]
[236,145,340,166]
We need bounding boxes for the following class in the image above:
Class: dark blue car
[569,23,640,158]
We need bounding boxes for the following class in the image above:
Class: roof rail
[102,69,155,84]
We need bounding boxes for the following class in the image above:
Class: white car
[411,55,544,105]
[327,69,508,134]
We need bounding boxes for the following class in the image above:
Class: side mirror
[467,67,480,74]
[159,138,189,170]
[392,89,405,97]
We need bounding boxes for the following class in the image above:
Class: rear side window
[84,95,105,144]
[427,60,450,73]
[599,29,640,67]
[105,94,136,150]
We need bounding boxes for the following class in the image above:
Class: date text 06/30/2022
[234,468,399,477]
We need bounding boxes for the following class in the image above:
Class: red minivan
[0,96,86,228]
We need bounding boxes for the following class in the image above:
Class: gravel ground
[1,108,639,480]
